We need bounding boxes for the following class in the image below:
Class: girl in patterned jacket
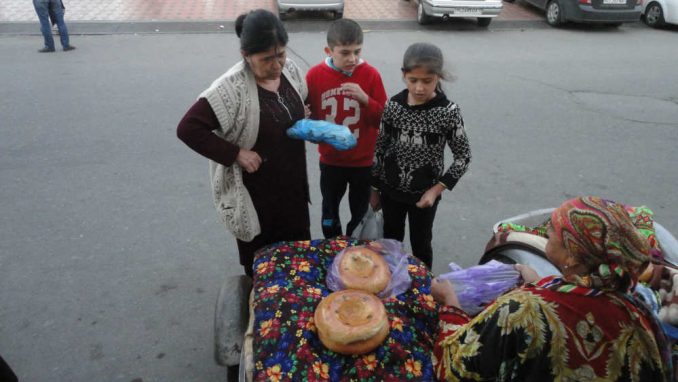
[370,42,471,269]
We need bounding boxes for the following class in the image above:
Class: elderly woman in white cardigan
[177,9,310,277]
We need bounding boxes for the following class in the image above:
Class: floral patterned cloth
[433,276,670,381]
[251,237,438,381]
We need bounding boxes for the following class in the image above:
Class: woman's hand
[515,264,540,284]
[369,189,381,211]
[416,184,445,208]
[304,104,312,119]
[431,278,461,308]
[236,149,262,173]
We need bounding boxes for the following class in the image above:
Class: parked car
[413,0,503,27]
[277,0,344,20]
[642,0,678,27]
[504,0,642,26]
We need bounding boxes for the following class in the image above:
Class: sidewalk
[0,0,542,25]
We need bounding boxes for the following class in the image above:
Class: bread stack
[314,246,392,355]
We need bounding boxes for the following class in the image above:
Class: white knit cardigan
[199,59,307,242]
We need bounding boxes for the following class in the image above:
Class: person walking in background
[176,9,310,277]
[306,19,387,238]
[33,0,74,52]
[370,42,471,269]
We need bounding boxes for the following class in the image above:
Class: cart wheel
[214,275,252,367]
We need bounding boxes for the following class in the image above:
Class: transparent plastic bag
[327,239,412,299]
[351,208,383,241]
[438,260,520,315]
[286,119,357,151]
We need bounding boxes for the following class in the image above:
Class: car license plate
[453,7,482,15]
[602,0,626,4]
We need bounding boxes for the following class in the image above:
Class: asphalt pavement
[1,21,677,382]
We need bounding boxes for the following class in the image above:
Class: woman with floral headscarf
[431,196,671,381]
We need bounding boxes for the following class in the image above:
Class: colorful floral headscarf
[550,196,651,292]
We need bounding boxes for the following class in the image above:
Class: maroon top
[177,75,311,272]
[176,98,240,166]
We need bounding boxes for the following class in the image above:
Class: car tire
[477,17,492,27]
[644,2,665,28]
[279,11,288,21]
[417,2,433,25]
[334,10,344,19]
[545,0,563,27]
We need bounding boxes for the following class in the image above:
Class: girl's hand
[236,149,262,173]
[341,82,369,106]
[304,104,311,118]
[416,184,445,208]
[431,278,461,308]
[515,264,540,284]
[369,189,381,211]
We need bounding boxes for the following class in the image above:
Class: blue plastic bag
[287,119,357,151]
[327,239,412,299]
[438,260,520,315]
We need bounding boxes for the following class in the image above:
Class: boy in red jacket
[306,19,387,238]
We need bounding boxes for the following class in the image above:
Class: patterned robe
[434,276,669,381]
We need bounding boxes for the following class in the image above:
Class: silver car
[414,0,503,27]
[504,0,641,26]
[277,0,345,20]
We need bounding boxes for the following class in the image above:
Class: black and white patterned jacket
[372,89,471,203]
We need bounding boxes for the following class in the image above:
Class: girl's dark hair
[235,9,288,55]
[402,43,453,92]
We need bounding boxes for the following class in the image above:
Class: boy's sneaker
[38,47,55,53]
[63,46,76,52]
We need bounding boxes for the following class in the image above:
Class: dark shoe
[38,47,55,53]
[63,46,76,52]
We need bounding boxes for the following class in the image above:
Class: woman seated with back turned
[431,196,672,381]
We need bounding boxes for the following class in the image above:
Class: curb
[0,19,553,36]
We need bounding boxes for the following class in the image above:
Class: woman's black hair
[235,9,288,55]
[401,42,453,93]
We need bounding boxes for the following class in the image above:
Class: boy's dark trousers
[380,191,440,269]
[319,163,372,238]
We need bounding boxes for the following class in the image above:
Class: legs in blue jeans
[33,0,70,50]
[49,0,70,49]
[33,0,54,50]
[381,192,439,269]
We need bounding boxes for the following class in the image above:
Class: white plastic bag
[352,208,383,240]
